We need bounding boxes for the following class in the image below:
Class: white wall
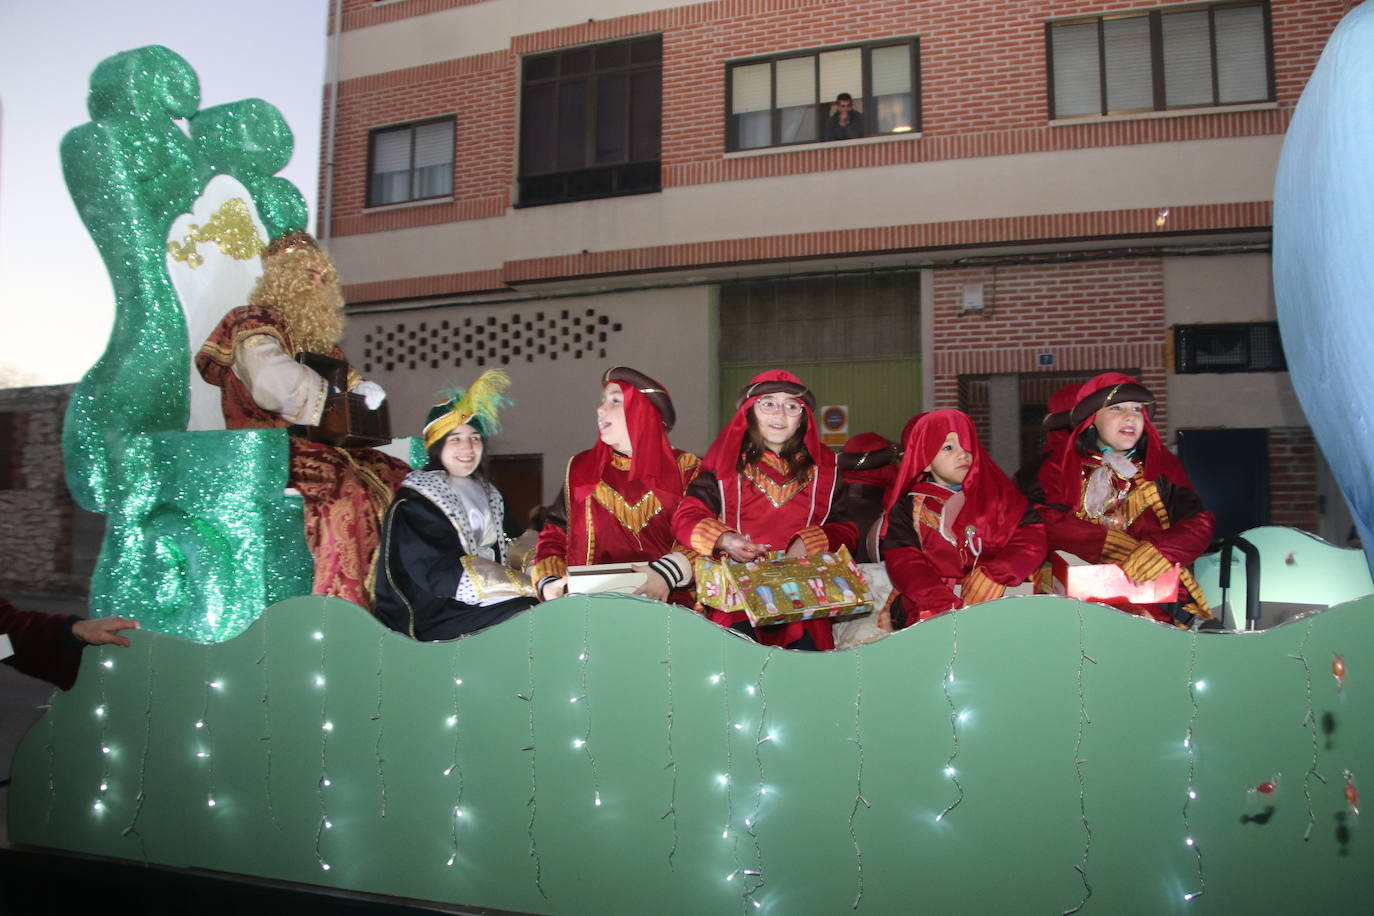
[342,284,715,501]
[332,135,1283,288]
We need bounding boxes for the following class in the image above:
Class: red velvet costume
[881,410,1046,627]
[196,306,409,609]
[673,370,856,649]
[531,370,700,605]
[1034,373,1214,623]
[1,597,84,690]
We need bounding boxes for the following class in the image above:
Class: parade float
[8,5,1374,911]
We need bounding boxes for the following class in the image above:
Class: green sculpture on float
[60,45,315,642]
[11,593,1374,914]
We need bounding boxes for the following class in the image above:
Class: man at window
[824,93,865,141]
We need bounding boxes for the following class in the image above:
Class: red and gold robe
[196,306,409,609]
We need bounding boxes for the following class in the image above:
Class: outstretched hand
[72,616,140,648]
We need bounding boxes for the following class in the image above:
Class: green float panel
[11,593,1374,914]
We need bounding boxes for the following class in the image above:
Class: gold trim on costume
[744,462,811,509]
[592,481,663,535]
[611,453,631,471]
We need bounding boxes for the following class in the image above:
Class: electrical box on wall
[962,282,985,312]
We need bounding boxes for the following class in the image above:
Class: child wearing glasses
[880,410,1046,628]
[673,370,857,650]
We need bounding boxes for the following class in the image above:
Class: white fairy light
[314,675,325,687]
[194,720,204,729]
[101,659,113,669]
[312,631,324,641]
[94,706,105,718]
[446,715,458,726]
[207,797,216,808]
[208,680,223,690]
[322,721,333,732]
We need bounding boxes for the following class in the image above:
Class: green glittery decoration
[61,46,312,641]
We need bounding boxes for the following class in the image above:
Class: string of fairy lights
[313,612,332,872]
[1290,619,1327,841]
[521,612,546,899]
[935,609,964,824]
[1180,624,1206,903]
[198,647,221,811]
[375,630,388,819]
[847,651,868,911]
[574,606,601,810]
[661,610,680,868]
[743,648,775,911]
[1062,606,1095,916]
[444,649,466,867]
[123,639,156,860]
[259,624,281,829]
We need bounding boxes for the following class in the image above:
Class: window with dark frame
[1174,322,1286,373]
[518,35,662,207]
[1047,1,1273,119]
[367,117,455,207]
[726,39,919,152]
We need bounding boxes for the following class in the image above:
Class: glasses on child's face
[755,398,803,416]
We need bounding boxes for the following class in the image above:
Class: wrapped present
[567,563,645,595]
[1050,550,1179,604]
[695,546,873,627]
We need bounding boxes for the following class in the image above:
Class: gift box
[695,546,873,627]
[567,563,644,595]
[1050,550,1179,604]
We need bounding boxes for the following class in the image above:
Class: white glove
[354,380,386,410]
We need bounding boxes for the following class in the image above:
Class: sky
[0,0,331,387]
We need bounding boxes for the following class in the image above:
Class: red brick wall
[931,258,1169,432]
[325,0,1348,240]
[1269,427,1319,531]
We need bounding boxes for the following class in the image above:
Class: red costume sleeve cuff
[529,556,567,587]
[793,525,829,556]
[691,518,731,556]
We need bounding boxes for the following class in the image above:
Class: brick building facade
[315,0,1360,540]
[0,385,102,601]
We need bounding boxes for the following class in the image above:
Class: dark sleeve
[980,504,1049,586]
[375,497,527,640]
[879,495,959,622]
[502,499,523,540]
[1141,478,1216,565]
[673,469,732,556]
[816,477,859,553]
[1,598,83,690]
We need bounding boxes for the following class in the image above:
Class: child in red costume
[1033,373,1214,624]
[673,370,856,650]
[531,367,700,605]
[881,410,1046,628]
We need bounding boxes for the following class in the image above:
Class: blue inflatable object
[1273,3,1374,577]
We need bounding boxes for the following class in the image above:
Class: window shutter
[775,56,816,108]
[413,121,453,169]
[1051,21,1102,117]
[870,44,911,96]
[1102,15,1153,112]
[731,63,771,114]
[1162,9,1213,107]
[820,47,864,104]
[373,129,412,175]
[1215,4,1268,103]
